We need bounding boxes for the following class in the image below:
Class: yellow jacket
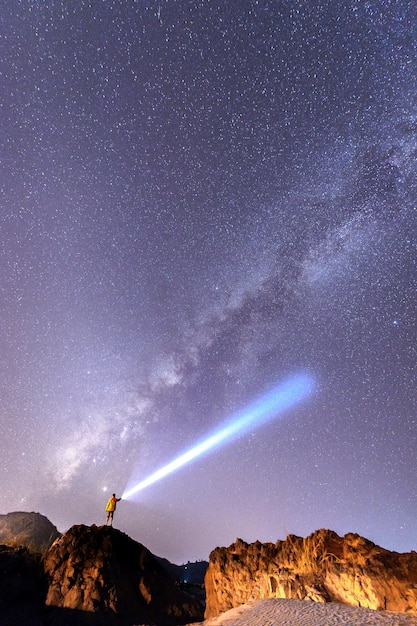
[106,496,117,512]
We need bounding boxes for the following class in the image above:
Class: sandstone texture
[43,524,203,625]
[204,529,417,618]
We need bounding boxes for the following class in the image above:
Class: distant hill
[157,555,208,584]
[0,511,60,553]
[156,556,208,607]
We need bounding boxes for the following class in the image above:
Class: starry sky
[1,0,417,564]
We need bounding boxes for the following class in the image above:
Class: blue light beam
[122,373,315,500]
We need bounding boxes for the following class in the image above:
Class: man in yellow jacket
[105,493,121,526]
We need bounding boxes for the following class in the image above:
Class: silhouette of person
[105,493,121,526]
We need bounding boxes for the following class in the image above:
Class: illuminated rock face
[43,524,203,625]
[204,529,417,618]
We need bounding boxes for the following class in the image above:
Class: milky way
[1,1,417,563]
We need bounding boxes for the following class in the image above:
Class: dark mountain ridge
[0,511,60,553]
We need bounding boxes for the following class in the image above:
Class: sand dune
[190,598,417,625]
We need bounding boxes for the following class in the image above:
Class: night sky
[1,0,417,564]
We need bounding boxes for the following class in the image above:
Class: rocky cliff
[43,524,203,625]
[204,529,417,618]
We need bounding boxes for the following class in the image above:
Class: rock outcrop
[43,524,203,625]
[204,529,417,618]
[0,511,60,552]
[0,544,47,624]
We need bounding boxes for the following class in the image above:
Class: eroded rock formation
[43,524,203,625]
[204,529,417,618]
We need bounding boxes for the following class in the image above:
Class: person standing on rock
[105,493,121,526]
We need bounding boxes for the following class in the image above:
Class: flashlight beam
[122,373,314,500]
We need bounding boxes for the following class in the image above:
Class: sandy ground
[189,598,417,626]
